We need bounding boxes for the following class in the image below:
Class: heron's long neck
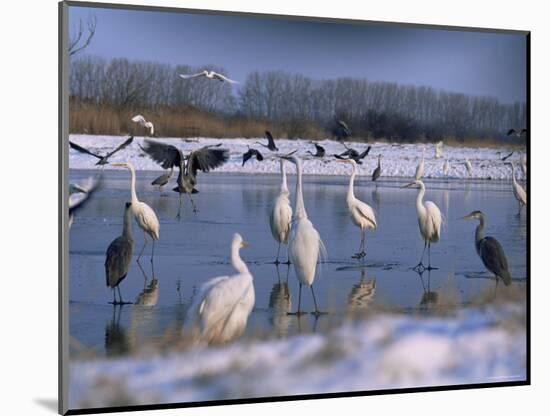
[475,217,485,252]
[280,161,288,194]
[511,165,517,185]
[377,156,381,168]
[231,244,249,275]
[416,184,426,216]
[122,207,133,240]
[294,161,307,219]
[128,166,139,204]
[347,167,356,200]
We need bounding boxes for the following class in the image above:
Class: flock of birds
[68,69,528,344]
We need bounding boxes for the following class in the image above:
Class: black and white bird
[256,131,278,151]
[307,142,326,158]
[140,140,229,216]
[69,136,134,166]
[179,70,238,84]
[242,146,264,166]
[132,115,154,135]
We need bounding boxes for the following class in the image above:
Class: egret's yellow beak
[241,241,250,248]
[111,163,126,167]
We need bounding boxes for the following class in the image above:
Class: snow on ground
[69,305,526,409]
[69,135,526,180]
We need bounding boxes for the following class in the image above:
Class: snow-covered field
[69,135,526,180]
[69,305,526,409]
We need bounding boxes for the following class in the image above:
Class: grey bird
[69,136,134,166]
[507,128,527,140]
[336,120,352,140]
[242,146,264,166]
[151,166,174,192]
[372,154,382,182]
[256,131,279,152]
[105,202,134,305]
[334,144,371,164]
[307,142,326,158]
[463,210,512,290]
[140,140,229,217]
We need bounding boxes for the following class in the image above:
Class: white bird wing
[212,72,238,84]
[514,182,527,205]
[147,122,154,135]
[179,72,206,80]
[132,115,146,124]
[425,201,442,241]
[136,203,160,239]
[354,200,377,228]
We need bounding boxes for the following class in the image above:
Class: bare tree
[69,15,97,57]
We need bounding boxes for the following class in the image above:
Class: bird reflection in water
[269,265,292,337]
[105,306,130,357]
[134,278,159,307]
[416,268,439,309]
[371,187,381,212]
[347,269,376,317]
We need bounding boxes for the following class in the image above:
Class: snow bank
[69,135,526,180]
[69,305,526,409]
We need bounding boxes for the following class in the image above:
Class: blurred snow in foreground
[69,305,526,409]
[69,135,526,180]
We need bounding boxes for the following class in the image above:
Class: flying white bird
[402,180,442,271]
[185,233,254,344]
[508,163,527,215]
[269,159,293,264]
[435,141,444,159]
[415,147,425,180]
[131,115,154,135]
[179,70,238,84]
[339,159,377,259]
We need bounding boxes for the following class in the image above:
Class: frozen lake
[68,170,527,359]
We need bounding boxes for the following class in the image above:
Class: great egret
[105,202,134,305]
[347,270,376,314]
[415,148,425,180]
[112,163,160,268]
[463,211,512,290]
[520,153,527,178]
[402,180,442,271]
[435,141,444,159]
[372,154,382,183]
[269,159,293,264]
[339,159,377,259]
[140,140,229,216]
[179,70,238,84]
[131,115,154,135]
[256,131,279,151]
[443,159,450,177]
[507,128,527,140]
[464,159,473,177]
[307,142,325,158]
[242,146,264,166]
[508,163,527,214]
[150,166,174,192]
[69,136,134,165]
[185,233,254,344]
[282,155,326,316]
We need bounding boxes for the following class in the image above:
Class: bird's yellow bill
[111,163,126,167]
[241,241,250,248]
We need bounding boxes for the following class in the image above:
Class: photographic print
[60,1,529,414]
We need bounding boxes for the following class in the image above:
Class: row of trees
[69,56,526,141]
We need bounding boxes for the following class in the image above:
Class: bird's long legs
[288,283,305,316]
[310,284,327,316]
[151,240,156,276]
[188,194,198,213]
[117,286,132,305]
[284,247,291,265]
[413,241,428,272]
[353,229,367,259]
[176,194,183,219]
[274,242,281,265]
[137,232,148,263]
[426,242,438,270]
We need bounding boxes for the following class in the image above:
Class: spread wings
[69,141,102,159]
[188,146,230,178]
[140,140,183,169]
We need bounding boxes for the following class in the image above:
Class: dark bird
[242,146,264,166]
[69,136,134,165]
[307,142,326,158]
[462,211,512,290]
[150,166,174,192]
[140,140,229,216]
[372,154,382,182]
[336,120,352,140]
[500,151,515,161]
[256,131,279,152]
[334,144,371,164]
[105,202,134,305]
[507,128,527,140]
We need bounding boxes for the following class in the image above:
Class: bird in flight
[256,131,278,151]
[179,70,238,84]
[69,136,134,166]
[131,115,154,135]
[507,128,527,140]
[334,143,371,164]
[242,147,264,166]
[307,142,326,158]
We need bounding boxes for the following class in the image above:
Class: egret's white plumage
[340,159,377,259]
[435,141,444,159]
[443,159,450,177]
[131,115,154,135]
[520,153,527,178]
[415,147,425,180]
[464,159,473,177]
[403,180,442,270]
[186,233,254,344]
[284,155,325,315]
[269,159,293,263]
[509,163,527,214]
[179,70,238,84]
[112,163,160,265]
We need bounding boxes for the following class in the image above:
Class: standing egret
[464,159,473,177]
[520,153,527,178]
[402,180,442,271]
[256,131,279,152]
[282,155,326,316]
[435,141,444,159]
[185,233,254,344]
[339,159,377,259]
[372,154,382,183]
[112,163,160,268]
[508,163,527,214]
[415,148,425,180]
[180,70,238,84]
[105,202,134,305]
[69,136,134,166]
[269,159,293,264]
[443,159,450,177]
[131,115,154,135]
[462,211,512,290]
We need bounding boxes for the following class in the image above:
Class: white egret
[463,211,512,290]
[69,136,134,166]
[415,147,425,180]
[339,159,377,259]
[443,159,450,177]
[179,70,238,84]
[131,115,154,135]
[282,155,326,316]
[112,163,160,268]
[105,202,134,305]
[464,159,473,177]
[508,163,527,214]
[520,153,527,178]
[372,154,382,183]
[269,159,293,264]
[435,141,444,159]
[185,233,254,344]
[403,180,442,271]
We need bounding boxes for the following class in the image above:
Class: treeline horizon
[69,56,526,142]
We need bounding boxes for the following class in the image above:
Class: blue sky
[69,5,527,103]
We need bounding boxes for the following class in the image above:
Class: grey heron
[242,146,264,166]
[69,136,134,166]
[151,166,174,192]
[256,131,278,151]
[372,154,382,183]
[307,142,326,158]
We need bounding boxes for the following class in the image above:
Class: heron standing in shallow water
[402,180,442,271]
[282,155,326,317]
[269,159,293,264]
[105,202,134,305]
[151,166,173,193]
[463,211,512,291]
